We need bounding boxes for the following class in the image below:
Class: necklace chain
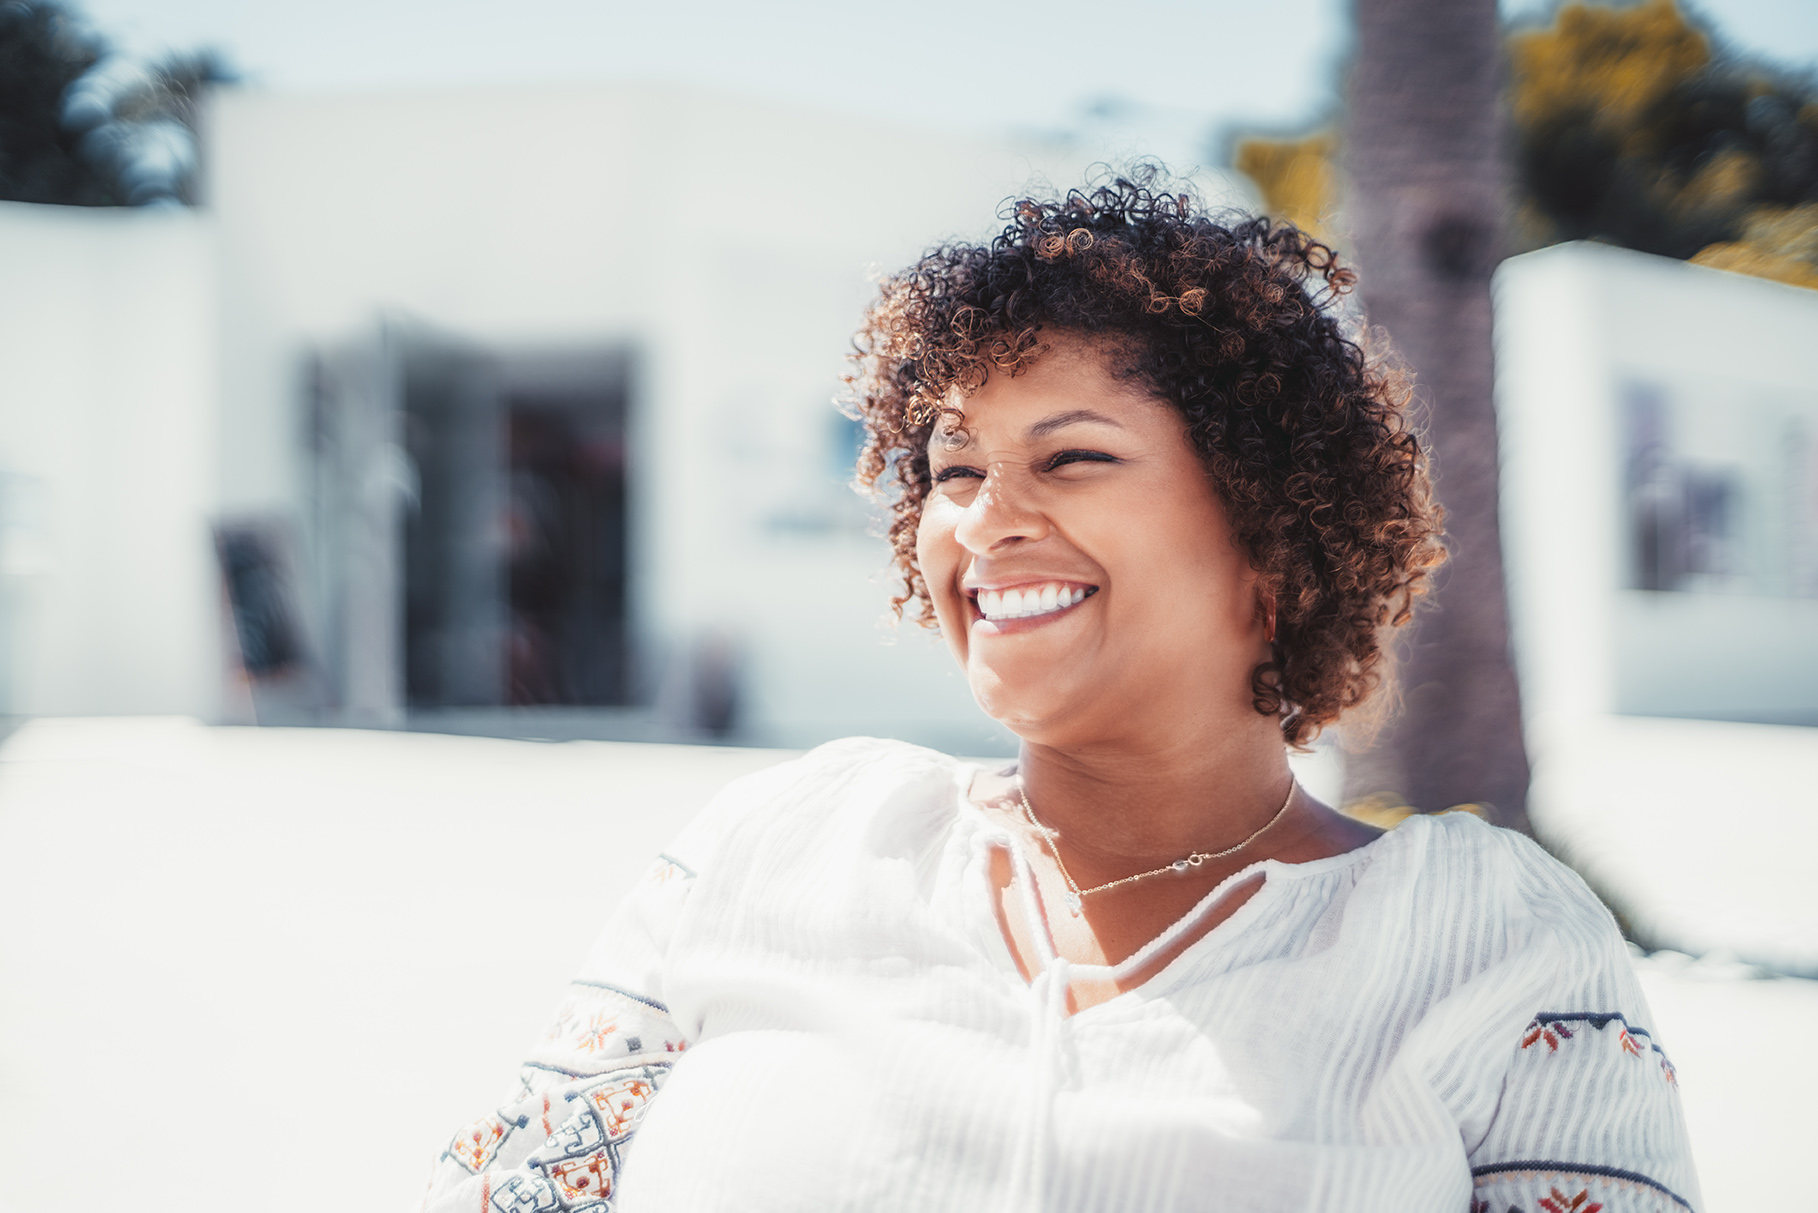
[1015,777,1297,915]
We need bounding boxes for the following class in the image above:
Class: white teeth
[974,583,1091,622]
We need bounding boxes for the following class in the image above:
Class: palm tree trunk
[1343,0,1533,832]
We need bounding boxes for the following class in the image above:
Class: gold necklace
[1016,777,1297,915]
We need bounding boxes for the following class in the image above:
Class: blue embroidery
[571,979,670,1013]
[490,1173,563,1213]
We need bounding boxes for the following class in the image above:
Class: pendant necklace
[1016,777,1297,915]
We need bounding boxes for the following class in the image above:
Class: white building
[1494,241,1818,729]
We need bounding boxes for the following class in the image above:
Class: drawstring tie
[1000,839,1066,1212]
[979,828,1265,1213]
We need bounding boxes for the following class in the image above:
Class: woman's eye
[1042,449,1119,472]
[933,465,985,484]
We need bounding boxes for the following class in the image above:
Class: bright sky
[72,0,1818,165]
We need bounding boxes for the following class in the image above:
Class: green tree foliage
[1511,0,1818,287]
[1236,0,1818,290]
[0,0,232,207]
[0,0,115,204]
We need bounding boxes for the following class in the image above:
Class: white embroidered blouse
[419,738,1700,1213]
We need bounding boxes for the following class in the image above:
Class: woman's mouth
[969,582,1097,625]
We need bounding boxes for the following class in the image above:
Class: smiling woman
[914,342,1297,750]
[417,171,1701,1213]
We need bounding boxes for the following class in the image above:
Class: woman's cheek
[915,500,963,623]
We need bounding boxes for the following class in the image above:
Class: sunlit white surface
[1633,951,1818,1213]
[0,719,791,1213]
[1527,712,1818,976]
[0,717,1807,1212]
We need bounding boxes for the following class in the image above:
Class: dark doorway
[504,373,630,705]
[400,342,632,709]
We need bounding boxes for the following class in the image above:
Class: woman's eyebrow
[1025,409,1126,439]
[932,408,1125,453]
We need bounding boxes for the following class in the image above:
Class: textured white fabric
[420,738,1701,1213]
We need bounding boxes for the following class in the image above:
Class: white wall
[1494,242,1818,728]
[0,203,220,718]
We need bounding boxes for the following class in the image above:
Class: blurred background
[0,0,1814,1210]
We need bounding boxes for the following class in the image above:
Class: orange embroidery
[587,1074,660,1139]
[447,1113,509,1171]
[579,1012,620,1053]
[1537,1187,1603,1213]
[1521,1020,1574,1052]
[548,1149,616,1203]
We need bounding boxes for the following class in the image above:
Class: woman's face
[916,335,1271,749]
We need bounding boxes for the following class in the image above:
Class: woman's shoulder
[1344,814,1662,1084]
[798,734,974,774]
[1374,810,1625,952]
[1394,823,1702,1211]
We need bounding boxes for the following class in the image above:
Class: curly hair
[844,167,1446,748]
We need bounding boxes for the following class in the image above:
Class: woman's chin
[967,666,1094,741]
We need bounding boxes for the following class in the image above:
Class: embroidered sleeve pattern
[419,857,699,1213]
[1469,1007,1698,1213]
[423,1053,675,1213]
[1470,1161,1696,1213]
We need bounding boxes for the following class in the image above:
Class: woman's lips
[967,581,1097,632]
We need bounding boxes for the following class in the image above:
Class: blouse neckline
[948,757,1413,1017]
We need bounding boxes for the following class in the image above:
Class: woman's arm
[1468,1008,1694,1213]
[1465,863,1701,1213]
[414,748,822,1213]
[418,855,697,1213]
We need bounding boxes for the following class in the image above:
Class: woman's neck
[973,716,1381,994]
[1010,722,1296,877]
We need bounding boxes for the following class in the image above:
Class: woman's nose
[953,465,1049,554]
